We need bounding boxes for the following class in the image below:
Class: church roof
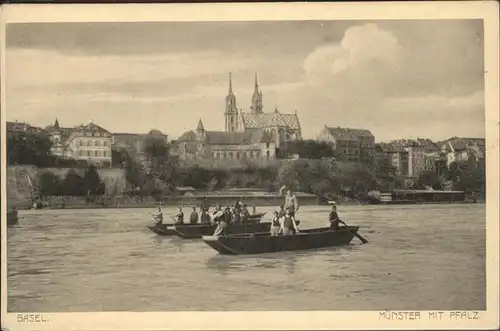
[241,112,301,130]
[205,130,272,145]
[178,130,197,142]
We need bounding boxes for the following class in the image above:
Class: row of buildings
[6,73,485,180]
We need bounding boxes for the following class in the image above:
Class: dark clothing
[278,210,286,218]
[200,213,211,224]
[329,211,340,230]
[176,211,184,224]
[272,216,281,227]
[233,213,241,223]
[283,215,294,230]
[189,212,199,224]
[222,211,232,224]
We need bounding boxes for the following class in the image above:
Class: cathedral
[176,73,302,163]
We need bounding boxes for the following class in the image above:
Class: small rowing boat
[146,224,177,236]
[202,226,360,255]
[174,221,268,239]
[7,209,19,227]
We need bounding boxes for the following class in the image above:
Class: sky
[4,19,485,142]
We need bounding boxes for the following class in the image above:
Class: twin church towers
[224,72,264,132]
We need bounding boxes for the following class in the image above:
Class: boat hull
[7,211,19,227]
[146,224,177,236]
[175,221,273,239]
[202,226,358,255]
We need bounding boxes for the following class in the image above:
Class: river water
[6,204,485,312]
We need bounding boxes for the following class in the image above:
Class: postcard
[1,2,498,330]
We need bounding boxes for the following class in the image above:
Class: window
[236,152,240,159]
[103,140,108,146]
[95,140,100,146]
[87,150,91,156]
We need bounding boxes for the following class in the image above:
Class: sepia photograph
[1,2,498,330]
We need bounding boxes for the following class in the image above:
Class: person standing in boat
[214,207,232,236]
[174,207,184,225]
[152,207,164,226]
[211,205,223,225]
[252,205,257,215]
[284,189,299,217]
[189,206,199,224]
[241,204,250,222]
[270,211,281,236]
[200,209,211,224]
[231,207,241,223]
[280,207,300,236]
[329,203,341,230]
[278,205,286,219]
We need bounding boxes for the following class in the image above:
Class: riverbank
[16,193,321,210]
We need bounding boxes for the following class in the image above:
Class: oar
[338,220,368,244]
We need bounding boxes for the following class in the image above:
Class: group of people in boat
[151,202,261,227]
[150,187,344,236]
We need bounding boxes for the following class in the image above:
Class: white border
[1,2,499,330]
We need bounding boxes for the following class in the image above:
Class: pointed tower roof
[54,118,60,129]
[197,119,205,131]
[228,72,233,94]
[254,72,259,92]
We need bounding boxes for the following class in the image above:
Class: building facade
[317,126,375,162]
[375,139,439,178]
[436,137,485,167]
[223,73,301,148]
[45,119,113,166]
[177,119,276,164]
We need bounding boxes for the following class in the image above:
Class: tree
[143,133,178,195]
[84,165,105,199]
[38,172,62,197]
[277,140,335,159]
[61,170,86,196]
[7,132,54,167]
[417,171,442,189]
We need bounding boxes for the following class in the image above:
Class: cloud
[4,20,485,142]
[304,24,401,82]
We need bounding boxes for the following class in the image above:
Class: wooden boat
[175,220,300,239]
[202,226,359,255]
[246,212,267,222]
[146,221,203,236]
[146,224,177,236]
[7,209,19,227]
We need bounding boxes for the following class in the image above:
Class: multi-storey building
[436,137,485,167]
[317,126,375,162]
[45,119,113,167]
[376,139,439,178]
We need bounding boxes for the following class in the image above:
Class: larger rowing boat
[202,226,359,255]
[174,221,268,239]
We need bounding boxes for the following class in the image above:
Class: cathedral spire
[54,118,60,129]
[251,72,263,114]
[228,72,233,94]
[197,118,205,131]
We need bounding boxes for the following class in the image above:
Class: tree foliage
[7,133,54,167]
[276,140,335,159]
